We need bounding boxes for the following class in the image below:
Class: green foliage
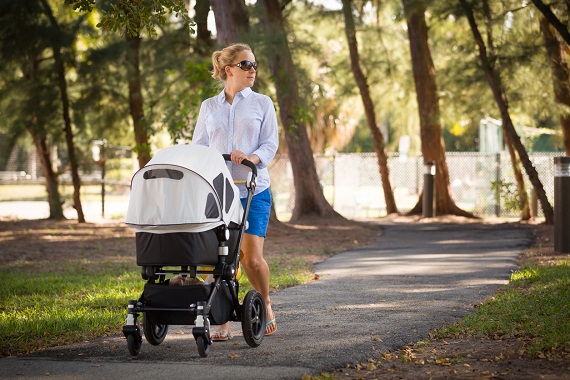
[161,59,219,142]
[442,119,479,151]
[490,179,523,213]
[66,0,193,37]
[1,0,568,177]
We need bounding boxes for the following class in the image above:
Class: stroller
[122,144,265,357]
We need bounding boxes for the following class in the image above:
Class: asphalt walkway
[1,220,533,380]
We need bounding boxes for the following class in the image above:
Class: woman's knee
[241,254,265,272]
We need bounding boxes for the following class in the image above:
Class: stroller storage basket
[142,282,233,326]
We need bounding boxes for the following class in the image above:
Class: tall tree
[0,0,65,219]
[402,0,474,217]
[341,0,398,214]
[459,0,554,224]
[125,30,150,168]
[540,16,570,156]
[479,0,531,220]
[257,0,342,221]
[40,0,86,223]
[67,0,192,168]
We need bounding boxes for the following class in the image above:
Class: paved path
[1,220,533,380]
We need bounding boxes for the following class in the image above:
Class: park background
[1,0,569,224]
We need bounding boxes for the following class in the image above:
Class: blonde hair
[211,43,252,81]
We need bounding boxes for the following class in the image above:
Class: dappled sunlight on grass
[0,265,140,356]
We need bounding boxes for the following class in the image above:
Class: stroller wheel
[143,313,168,346]
[196,335,210,357]
[241,290,265,347]
[141,266,157,280]
[127,334,142,356]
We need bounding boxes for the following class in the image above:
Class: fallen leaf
[227,353,240,359]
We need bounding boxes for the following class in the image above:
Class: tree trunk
[20,42,65,220]
[341,0,398,215]
[460,0,554,224]
[210,0,249,46]
[194,0,213,54]
[258,0,342,222]
[403,0,474,217]
[540,16,570,156]
[531,0,570,46]
[505,132,531,220]
[126,34,151,168]
[41,0,85,223]
[29,125,64,220]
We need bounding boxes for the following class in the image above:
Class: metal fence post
[495,153,501,217]
[554,156,570,253]
[422,161,436,218]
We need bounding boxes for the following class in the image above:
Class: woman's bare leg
[240,233,276,334]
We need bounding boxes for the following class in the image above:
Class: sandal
[265,317,277,336]
[211,329,232,341]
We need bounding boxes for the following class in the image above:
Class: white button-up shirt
[192,87,279,198]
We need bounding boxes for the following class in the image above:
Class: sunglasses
[228,60,258,71]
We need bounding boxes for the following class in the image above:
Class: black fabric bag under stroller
[122,144,265,357]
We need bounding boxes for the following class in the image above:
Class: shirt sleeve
[192,101,210,147]
[252,96,279,169]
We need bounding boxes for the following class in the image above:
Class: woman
[192,43,279,340]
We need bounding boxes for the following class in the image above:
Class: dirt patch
[0,215,381,270]
[0,218,135,270]
[324,337,569,380]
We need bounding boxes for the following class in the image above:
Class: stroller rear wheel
[241,290,265,347]
[143,313,168,346]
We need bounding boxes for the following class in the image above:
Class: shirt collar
[217,87,253,104]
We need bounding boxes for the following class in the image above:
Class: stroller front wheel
[127,334,142,356]
[196,335,210,357]
[143,313,168,346]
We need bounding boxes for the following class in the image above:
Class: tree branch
[531,0,570,45]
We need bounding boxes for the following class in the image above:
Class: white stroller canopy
[125,144,242,233]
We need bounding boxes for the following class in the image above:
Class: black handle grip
[222,154,257,177]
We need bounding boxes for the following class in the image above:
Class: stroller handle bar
[222,154,258,177]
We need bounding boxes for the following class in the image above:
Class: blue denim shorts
[240,188,272,237]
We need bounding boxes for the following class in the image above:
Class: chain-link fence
[269,151,561,221]
[1,144,561,221]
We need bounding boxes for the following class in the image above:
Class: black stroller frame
[122,155,266,357]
